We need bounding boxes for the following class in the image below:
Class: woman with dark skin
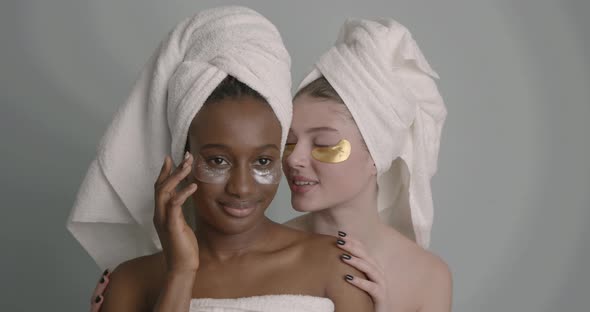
[98,77,373,312]
[73,6,372,311]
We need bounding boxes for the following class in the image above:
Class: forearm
[153,271,196,312]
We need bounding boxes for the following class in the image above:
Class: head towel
[67,6,292,269]
[298,18,447,248]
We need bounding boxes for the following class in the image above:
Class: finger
[155,156,172,187]
[154,157,173,223]
[90,273,110,302]
[155,154,192,224]
[166,183,198,225]
[158,153,193,197]
[341,254,385,285]
[90,295,103,312]
[336,237,380,270]
[345,275,383,300]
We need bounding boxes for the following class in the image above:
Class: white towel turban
[298,18,447,248]
[67,6,292,269]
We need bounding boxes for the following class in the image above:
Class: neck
[309,182,386,256]
[195,217,276,262]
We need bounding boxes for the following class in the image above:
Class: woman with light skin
[283,79,451,312]
[89,16,452,312]
[281,18,452,312]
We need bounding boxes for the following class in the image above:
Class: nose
[284,143,309,169]
[225,163,256,198]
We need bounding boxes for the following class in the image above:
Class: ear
[364,153,377,176]
[370,162,378,176]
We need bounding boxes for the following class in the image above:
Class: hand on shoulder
[304,233,375,312]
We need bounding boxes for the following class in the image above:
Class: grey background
[1,0,589,311]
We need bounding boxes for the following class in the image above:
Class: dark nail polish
[337,239,345,245]
[95,296,102,303]
[341,254,352,260]
[345,274,354,281]
[100,277,105,284]
[338,231,347,237]
[102,269,109,276]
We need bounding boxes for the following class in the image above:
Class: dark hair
[205,75,267,105]
[294,76,344,103]
[184,75,267,152]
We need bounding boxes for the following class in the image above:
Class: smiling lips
[289,175,319,194]
[219,201,258,218]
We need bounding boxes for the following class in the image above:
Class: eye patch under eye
[192,155,231,184]
[192,155,281,185]
[311,139,351,163]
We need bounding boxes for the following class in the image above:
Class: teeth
[294,181,317,186]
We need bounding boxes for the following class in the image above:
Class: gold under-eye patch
[311,139,351,163]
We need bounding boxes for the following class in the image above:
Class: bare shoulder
[385,230,452,311]
[101,252,166,312]
[301,233,374,311]
[413,248,452,312]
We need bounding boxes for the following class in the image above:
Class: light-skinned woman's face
[187,95,282,234]
[283,94,376,212]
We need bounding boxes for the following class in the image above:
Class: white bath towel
[190,295,334,312]
[298,18,447,248]
[67,6,292,270]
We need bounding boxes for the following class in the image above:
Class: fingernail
[337,239,345,246]
[102,269,109,276]
[100,277,105,284]
[184,151,190,160]
[345,274,354,281]
[338,231,347,237]
[341,253,352,260]
[95,295,102,303]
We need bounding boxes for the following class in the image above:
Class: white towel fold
[298,18,447,248]
[190,295,334,312]
[67,6,292,269]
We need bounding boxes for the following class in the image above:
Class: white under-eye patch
[192,155,281,185]
[192,155,231,184]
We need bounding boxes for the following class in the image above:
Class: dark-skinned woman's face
[187,96,282,234]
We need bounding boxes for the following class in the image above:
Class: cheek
[192,183,221,208]
[260,184,279,203]
[315,156,370,191]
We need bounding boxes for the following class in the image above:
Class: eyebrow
[304,127,339,134]
[199,143,279,151]
[200,144,229,151]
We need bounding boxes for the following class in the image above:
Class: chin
[209,216,258,235]
[290,196,327,213]
[197,207,261,234]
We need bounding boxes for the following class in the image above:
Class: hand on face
[336,232,391,312]
[153,154,200,274]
